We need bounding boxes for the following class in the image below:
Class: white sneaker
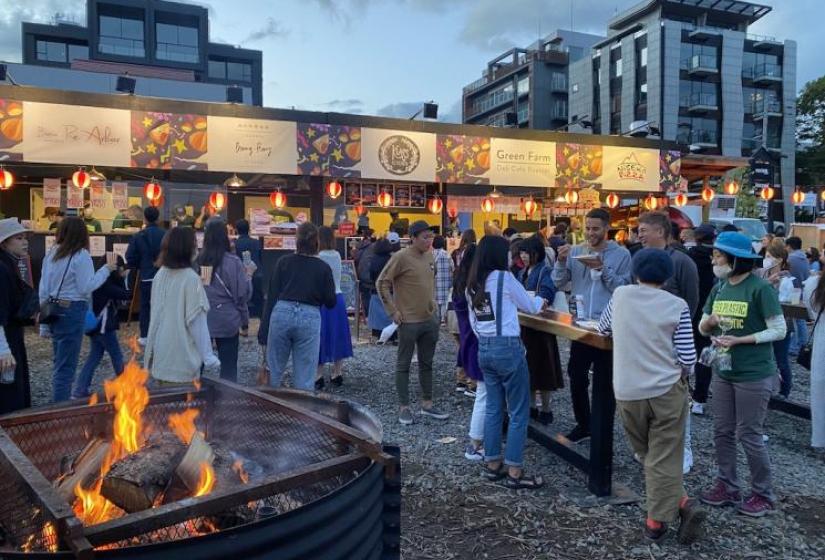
[138,337,147,347]
[683,447,694,475]
[691,402,705,416]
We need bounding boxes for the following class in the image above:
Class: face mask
[762,257,777,270]
[684,241,697,248]
[713,264,732,280]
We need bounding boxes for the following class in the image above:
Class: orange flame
[232,460,249,484]
[88,393,99,406]
[193,462,215,497]
[168,408,200,445]
[193,379,202,392]
[42,522,58,553]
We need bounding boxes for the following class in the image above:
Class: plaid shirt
[433,248,454,305]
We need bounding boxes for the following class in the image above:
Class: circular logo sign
[378,135,421,176]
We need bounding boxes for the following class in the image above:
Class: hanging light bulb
[223,173,246,188]
[701,186,715,203]
[72,167,91,189]
[643,194,659,211]
[270,189,287,209]
[604,192,620,209]
[327,180,343,199]
[209,191,226,211]
[143,178,162,202]
[377,189,393,208]
[564,189,579,205]
[759,186,775,201]
[447,206,458,219]
[674,193,688,207]
[523,196,538,216]
[481,196,495,213]
[427,195,443,214]
[487,186,502,198]
[0,166,14,190]
[89,167,107,184]
[723,178,740,195]
[792,187,805,206]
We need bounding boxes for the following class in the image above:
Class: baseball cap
[694,224,717,243]
[408,220,431,238]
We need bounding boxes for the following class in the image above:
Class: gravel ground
[23,320,825,560]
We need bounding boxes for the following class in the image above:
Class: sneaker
[683,446,694,475]
[463,387,476,398]
[464,443,484,461]
[700,480,741,507]
[644,522,668,543]
[691,402,705,415]
[420,406,450,420]
[738,494,775,518]
[398,408,414,425]
[677,498,707,544]
[565,426,591,443]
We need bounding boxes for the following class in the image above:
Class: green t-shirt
[703,274,782,382]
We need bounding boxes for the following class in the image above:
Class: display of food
[297,123,362,177]
[555,143,603,190]
[394,185,411,207]
[436,134,490,184]
[270,222,298,235]
[0,99,23,151]
[660,150,683,193]
[131,112,208,170]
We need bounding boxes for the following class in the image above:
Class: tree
[798,76,825,146]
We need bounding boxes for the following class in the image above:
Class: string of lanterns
[0,166,14,190]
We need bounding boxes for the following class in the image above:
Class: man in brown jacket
[378,220,449,425]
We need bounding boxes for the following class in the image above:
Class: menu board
[43,178,61,207]
[340,260,358,313]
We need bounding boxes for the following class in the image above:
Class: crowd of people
[0,203,824,545]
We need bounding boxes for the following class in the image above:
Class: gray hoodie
[552,240,632,320]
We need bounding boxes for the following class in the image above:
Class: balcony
[677,129,718,148]
[465,89,515,119]
[747,33,782,49]
[744,63,782,84]
[688,26,722,41]
[685,54,718,76]
[752,99,782,120]
[685,92,719,113]
[550,76,568,93]
[463,75,490,95]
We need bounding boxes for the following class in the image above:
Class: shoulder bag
[39,253,74,325]
[797,306,823,370]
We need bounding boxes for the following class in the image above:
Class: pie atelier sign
[361,128,436,183]
[378,135,421,176]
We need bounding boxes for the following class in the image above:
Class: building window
[640,46,648,67]
[517,75,529,96]
[611,56,622,78]
[156,21,199,63]
[572,83,579,93]
[209,59,253,83]
[68,44,89,62]
[679,80,718,108]
[680,42,717,71]
[99,12,145,57]
[551,72,567,92]
[36,40,67,63]
[677,117,718,145]
[208,58,226,79]
[553,99,568,120]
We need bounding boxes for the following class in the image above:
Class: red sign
[338,222,356,236]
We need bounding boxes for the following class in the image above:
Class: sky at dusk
[0,0,819,122]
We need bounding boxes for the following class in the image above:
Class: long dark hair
[522,235,546,268]
[318,226,335,251]
[467,235,510,310]
[53,217,89,261]
[158,227,197,270]
[458,229,477,251]
[198,218,230,268]
[452,242,476,298]
[813,270,825,311]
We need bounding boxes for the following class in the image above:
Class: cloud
[241,18,290,44]
[375,101,425,119]
[324,98,364,108]
[0,0,85,62]
[438,99,463,124]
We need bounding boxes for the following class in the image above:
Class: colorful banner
[0,97,680,192]
[208,116,295,174]
[22,102,130,166]
[111,182,128,210]
[43,178,61,207]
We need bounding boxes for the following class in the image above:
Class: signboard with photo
[410,185,426,208]
[361,183,378,206]
[43,178,61,208]
[394,184,411,207]
[111,182,129,210]
[345,182,361,206]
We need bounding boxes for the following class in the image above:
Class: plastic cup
[200,265,213,286]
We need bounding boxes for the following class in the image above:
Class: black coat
[369,240,397,291]
[0,251,31,413]
[125,224,166,280]
[88,264,130,335]
[688,244,716,321]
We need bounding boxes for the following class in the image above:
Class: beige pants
[617,379,688,522]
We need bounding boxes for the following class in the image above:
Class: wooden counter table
[518,310,615,497]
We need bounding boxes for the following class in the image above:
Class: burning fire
[193,462,216,497]
[42,522,58,553]
[232,460,249,484]
[168,408,200,445]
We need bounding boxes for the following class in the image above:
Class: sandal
[481,463,506,481]
[503,474,544,490]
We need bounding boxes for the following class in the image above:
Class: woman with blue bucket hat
[697,231,786,517]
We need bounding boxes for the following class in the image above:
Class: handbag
[38,253,73,325]
[797,307,823,370]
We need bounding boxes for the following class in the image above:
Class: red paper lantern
[523,197,538,216]
[327,180,343,199]
[792,188,805,206]
[149,195,163,208]
[0,167,13,190]
[209,191,226,211]
[447,206,458,219]
[701,186,715,203]
[723,178,740,196]
[643,194,659,211]
[563,189,578,205]
[760,186,775,201]
[72,167,91,189]
[428,195,443,214]
[604,192,620,209]
[143,179,162,202]
[481,196,495,213]
[674,193,688,207]
[270,189,287,209]
[377,190,393,208]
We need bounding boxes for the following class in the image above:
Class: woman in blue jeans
[258,223,336,390]
[39,218,115,402]
[467,235,545,489]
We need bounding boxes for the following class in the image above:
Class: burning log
[55,437,112,502]
[175,432,215,494]
[101,433,186,513]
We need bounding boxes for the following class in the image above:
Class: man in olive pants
[378,221,449,425]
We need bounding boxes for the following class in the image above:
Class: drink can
[106,251,117,266]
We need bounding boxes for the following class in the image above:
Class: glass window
[36,40,67,62]
[156,22,199,63]
[517,75,529,96]
[640,47,648,67]
[99,14,145,57]
[67,43,89,62]
[227,62,252,82]
[208,58,226,79]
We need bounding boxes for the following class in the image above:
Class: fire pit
[0,367,398,559]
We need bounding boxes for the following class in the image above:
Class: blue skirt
[319,293,354,365]
[367,293,392,331]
